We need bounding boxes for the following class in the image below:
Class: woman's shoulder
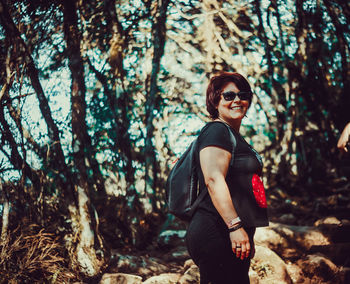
[200,121,231,135]
[198,121,234,151]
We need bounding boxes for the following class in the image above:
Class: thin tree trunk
[6,100,45,157]
[273,0,286,61]
[0,198,9,242]
[62,0,104,276]
[0,182,10,242]
[87,59,136,183]
[144,0,170,198]
[254,0,285,141]
[61,0,104,193]
[106,0,138,184]
[0,107,42,191]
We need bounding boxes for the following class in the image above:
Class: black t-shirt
[196,121,269,228]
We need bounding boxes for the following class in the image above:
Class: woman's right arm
[199,146,251,260]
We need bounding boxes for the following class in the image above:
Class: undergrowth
[0,225,76,283]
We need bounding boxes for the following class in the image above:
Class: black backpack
[165,121,236,221]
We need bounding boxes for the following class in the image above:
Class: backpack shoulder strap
[204,121,237,163]
[188,121,237,216]
[220,122,237,166]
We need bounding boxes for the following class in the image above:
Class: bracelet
[228,223,243,232]
[227,216,241,228]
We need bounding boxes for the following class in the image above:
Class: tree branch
[0,0,73,196]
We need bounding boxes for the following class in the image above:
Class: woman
[186,72,269,284]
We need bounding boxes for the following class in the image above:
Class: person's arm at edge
[200,146,252,259]
[337,122,350,152]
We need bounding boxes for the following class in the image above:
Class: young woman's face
[216,82,250,123]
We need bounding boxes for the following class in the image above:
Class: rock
[157,230,186,249]
[254,224,288,248]
[142,273,181,284]
[248,269,259,284]
[326,195,338,206]
[99,273,142,284]
[178,264,200,284]
[298,254,342,283]
[169,246,190,261]
[279,213,296,224]
[314,217,341,226]
[112,254,139,271]
[109,253,175,278]
[254,222,330,252]
[250,245,292,284]
[285,263,305,283]
[161,245,190,263]
[183,259,195,271]
[312,219,350,244]
[309,243,350,265]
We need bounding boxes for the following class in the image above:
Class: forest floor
[102,177,350,283]
[1,178,349,283]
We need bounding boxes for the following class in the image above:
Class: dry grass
[0,225,77,283]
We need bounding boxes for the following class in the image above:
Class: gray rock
[285,263,305,283]
[169,245,190,261]
[183,259,196,271]
[254,222,330,252]
[142,273,181,284]
[178,265,200,284]
[279,213,296,224]
[298,254,342,283]
[99,273,142,284]
[250,245,292,284]
[314,216,342,226]
[157,230,186,248]
[110,253,172,278]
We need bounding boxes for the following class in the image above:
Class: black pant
[186,209,255,284]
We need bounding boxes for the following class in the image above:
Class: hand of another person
[338,123,350,153]
[229,227,251,260]
[338,135,349,152]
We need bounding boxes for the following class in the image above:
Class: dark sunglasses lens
[238,92,252,101]
[222,91,252,101]
[223,92,236,101]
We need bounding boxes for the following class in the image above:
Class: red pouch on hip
[252,174,267,208]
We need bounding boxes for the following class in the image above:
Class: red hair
[206,72,252,119]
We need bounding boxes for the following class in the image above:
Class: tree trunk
[144,0,170,199]
[0,182,10,242]
[68,186,103,276]
[87,59,135,183]
[0,106,42,192]
[62,0,104,193]
[62,0,105,276]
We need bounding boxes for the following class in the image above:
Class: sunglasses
[222,91,252,101]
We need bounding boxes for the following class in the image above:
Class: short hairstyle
[206,72,252,119]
